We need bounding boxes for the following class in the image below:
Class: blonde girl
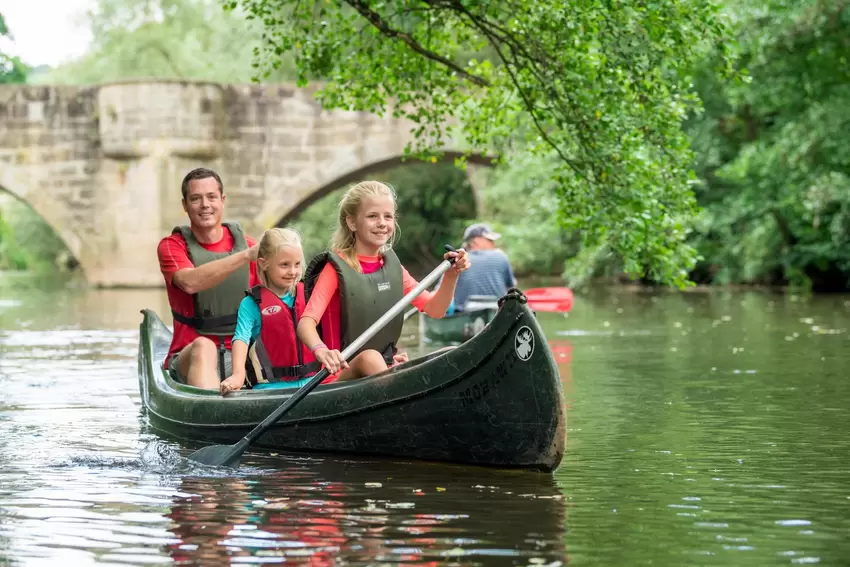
[297,181,470,382]
[221,227,321,394]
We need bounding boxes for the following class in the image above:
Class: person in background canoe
[157,167,260,390]
[220,227,325,395]
[298,180,470,381]
[450,223,517,312]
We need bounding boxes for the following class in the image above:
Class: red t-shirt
[157,227,259,365]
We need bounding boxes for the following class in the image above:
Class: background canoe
[422,307,497,344]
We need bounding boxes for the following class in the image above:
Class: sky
[0,0,94,67]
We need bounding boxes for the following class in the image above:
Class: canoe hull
[138,293,566,472]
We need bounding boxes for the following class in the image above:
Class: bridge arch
[0,81,496,287]
[0,169,84,275]
[268,151,496,228]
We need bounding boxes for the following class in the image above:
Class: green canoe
[422,295,499,344]
[137,291,566,472]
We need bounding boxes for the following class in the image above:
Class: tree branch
[343,0,491,87]
[433,3,581,173]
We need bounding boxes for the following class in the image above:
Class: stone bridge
[0,81,490,287]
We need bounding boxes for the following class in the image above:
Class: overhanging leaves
[232,0,735,287]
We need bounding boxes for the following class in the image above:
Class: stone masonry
[0,80,489,287]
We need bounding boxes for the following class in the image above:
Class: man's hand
[246,244,259,262]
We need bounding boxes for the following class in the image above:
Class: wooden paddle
[186,246,460,467]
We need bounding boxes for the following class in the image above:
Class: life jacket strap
[248,338,322,384]
[381,343,397,366]
[171,310,238,331]
[217,338,226,382]
[268,360,323,380]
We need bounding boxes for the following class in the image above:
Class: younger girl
[220,228,322,394]
[297,180,470,382]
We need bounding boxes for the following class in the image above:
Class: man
[157,167,259,389]
[452,223,517,312]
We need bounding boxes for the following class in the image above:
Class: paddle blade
[187,443,242,467]
[524,287,574,313]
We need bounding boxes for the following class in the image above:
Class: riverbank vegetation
[1,1,848,291]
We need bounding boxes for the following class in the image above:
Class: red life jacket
[245,283,324,386]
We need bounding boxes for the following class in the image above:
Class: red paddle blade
[523,287,574,312]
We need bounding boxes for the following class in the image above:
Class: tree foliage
[0,13,30,84]
[36,0,295,84]
[687,0,850,290]
[0,195,70,272]
[232,0,734,287]
[477,153,579,279]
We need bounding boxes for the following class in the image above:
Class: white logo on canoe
[261,306,281,316]
[515,326,534,361]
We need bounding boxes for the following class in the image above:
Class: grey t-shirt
[453,249,516,311]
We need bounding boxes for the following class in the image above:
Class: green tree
[36,0,296,84]
[231,0,734,288]
[0,207,30,270]
[0,194,71,272]
[687,0,850,290]
[0,13,30,84]
[479,153,580,280]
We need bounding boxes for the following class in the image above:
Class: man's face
[182,177,224,230]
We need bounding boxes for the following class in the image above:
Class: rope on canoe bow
[499,288,528,309]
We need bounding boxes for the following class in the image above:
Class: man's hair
[181,168,223,200]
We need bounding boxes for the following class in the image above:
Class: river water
[1,276,849,566]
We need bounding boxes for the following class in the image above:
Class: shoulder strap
[303,251,330,300]
[382,248,402,271]
[171,225,193,244]
[222,222,248,251]
[247,284,262,304]
[294,282,307,312]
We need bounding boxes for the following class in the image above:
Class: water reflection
[165,459,567,565]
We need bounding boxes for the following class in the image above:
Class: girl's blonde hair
[257,227,305,295]
[330,180,399,272]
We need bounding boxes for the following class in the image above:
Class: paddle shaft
[225,255,457,458]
